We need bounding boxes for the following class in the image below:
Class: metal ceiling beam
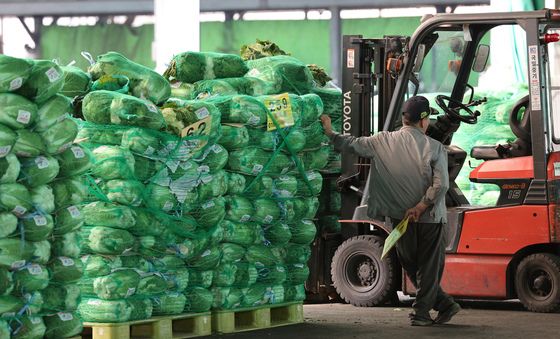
[0,0,489,17]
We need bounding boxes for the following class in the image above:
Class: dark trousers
[394,221,455,319]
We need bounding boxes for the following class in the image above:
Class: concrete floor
[204,300,560,339]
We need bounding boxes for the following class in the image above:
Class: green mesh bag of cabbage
[164,52,248,84]
[0,55,33,93]
[60,65,91,97]
[88,51,170,105]
[247,56,315,95]
[82,90,164,130]
[17,59,65,103]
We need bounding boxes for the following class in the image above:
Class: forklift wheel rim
[341,250,381,293]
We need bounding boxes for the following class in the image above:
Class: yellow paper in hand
[381,217,409,260]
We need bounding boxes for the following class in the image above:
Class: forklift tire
[515,253,560,313]
[331,235,397,307]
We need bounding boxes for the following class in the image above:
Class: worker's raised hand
[321,114,333,136]
[404,201,429,222]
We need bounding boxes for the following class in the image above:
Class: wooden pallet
[212,302,303,334]
[81,312,211,339]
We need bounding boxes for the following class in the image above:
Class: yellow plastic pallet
[212,302,303,334]
[81,312,212,339]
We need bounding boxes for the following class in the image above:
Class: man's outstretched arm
[321,115,378,158]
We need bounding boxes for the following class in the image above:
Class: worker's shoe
[410,317,434,326]
[434,302,461,324]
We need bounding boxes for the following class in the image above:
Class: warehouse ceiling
[0,0,489,16]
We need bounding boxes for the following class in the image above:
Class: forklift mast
[339,35,408,237]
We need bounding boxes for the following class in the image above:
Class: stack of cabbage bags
[75,52,221,322]
[0,55,85,339]
[164,51,328,308]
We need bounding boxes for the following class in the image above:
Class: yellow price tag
[265,93,294,131]
[381,217,409,260]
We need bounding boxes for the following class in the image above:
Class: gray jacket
[331,126,449,223]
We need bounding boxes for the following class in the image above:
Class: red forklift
[307,9,560,312]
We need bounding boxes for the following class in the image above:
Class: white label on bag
[0,145,11,157]
[166,160,180,173]
[201,175,213,184]
[60,257,75,266]
[46,67,61,82]
[144,146,155,155]
[240,214,251,222]
[71,146,85,159]
[9,77,23,91]
[57,312,73,321]
[179,161,193,170]
[28,264,42,275]
[126,287,136,297]
[264,215,274,223]
[252,164,263,174]
[30,317,42,324]
[202,200,215,209]
[146,103,158,113]
[195,107,210,120]
[67,205,81,218]
[13,205,27,216]
[197,165,210,173]
[163,201,174,211]
[294,263,305,268]
[33,215,47,226]
[17,110,31,124]
[201,249,211,257]
[11,260,26,269]
[248,115,260,125]
[212,144,223,153]
[35,156,49,169]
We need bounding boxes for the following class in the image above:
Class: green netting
[0,154,20,184]
[228,147,292,176]
[221,221,257,246]
[0,125,17,159]
[41,118,79,155]
[61,65,91,97]
[300,94,324,126]
[100,179,145,206]
[43,312,83,339]
[222,77,271,97]
[312,87,341,116]
[0,183,32,215]
[92,269,140,300]
[211,287,243,310]
[89,51,171,105]
[17,59,64,104]
[51,177,88,209]
[206,95,267,127]
[241,284,276,307]
[90,145,135,180]
[0,320,8,339]
[0,212,18,238]
[164,52,248,84]
[303,122,328,150]
[263,223,291,245]
[233,263,258,288]
[226,172,246,195]
[240,39,289,61]
[300,146,329,171]
[242,175,272,198]
[213,263,238,287]
[0,55,33,93]
[31,241,51,265]
[0,93,37,130]
[152,292,187,315]
[272,175,297,198]
[284,284,306,302]
[284,243,311,264]
[137,273,167,295]
[285,264,310,285]
[194,196,226,228]
[51,231,81,258]
[81,256,122,278]
[80,226,135,255]
[186,246,222,271]
[20,213,54,241]
[78,298,132,322]
[42,283,81,312]
[197,170,228,201]
[82,90,164,130]
[189,270,213,289]
[252,198,281,224]
[297,171,322,196]
[10,315,46,339]
[13,130,46,158]
[218,125,249,150]
[246,127,306,153]
[76,124,124,145]
[289,219,316,245]
[13,264,50,292]
[34,94,72,133]
[0,267,13,295]
[20,155,60,187]
[91,74,129,94]
[82,201,135,229]
[49,256,84,283]
[170,82,195,99]
[219,243,246,263]
[191,79,237,98]
[247,56,314,95]
[256,264,286,285]
[224,195,253,223]
[55,145,92,177]
[184,287,213,312]
[128,298,153,321]
[0,295,24,313]
[245,245,277,267]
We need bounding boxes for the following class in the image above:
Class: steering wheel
[509,95,531,141]
[435,95,478,124]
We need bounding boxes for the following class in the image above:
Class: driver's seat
[470,95,532,161]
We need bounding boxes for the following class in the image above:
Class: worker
[321,95,461,326]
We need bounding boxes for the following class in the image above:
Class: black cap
[402,96,437,123]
